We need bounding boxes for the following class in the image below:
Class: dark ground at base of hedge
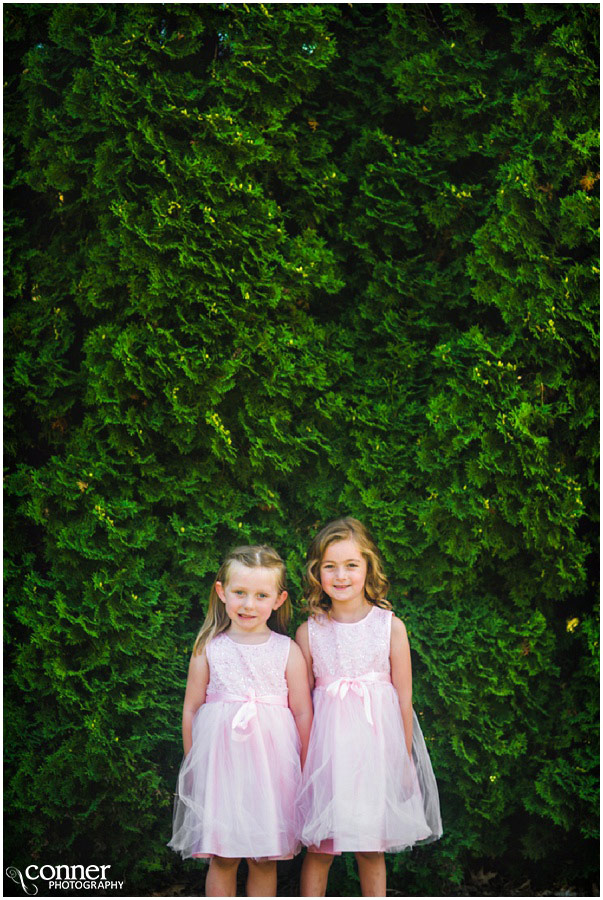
[13,868,597,899]
[5,852,598,898]
[150,876,597,899]
[147,856,599,898]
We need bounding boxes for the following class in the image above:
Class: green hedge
[5,3,598,895]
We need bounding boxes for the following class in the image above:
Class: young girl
[168,545,313,897]
[296,518,442,897]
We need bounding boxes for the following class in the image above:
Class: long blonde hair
[193,545,289,655]
[304,517,391,618]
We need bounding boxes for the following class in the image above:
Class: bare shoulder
[390,615,410,651]
[286,638,305,669]
[295,619,313,669]
[188,646,209,674]
[183,645,210,706]
[391,615,408,639]
[390,615,412,676]
[295,620,309,646]
[292,620,314,688]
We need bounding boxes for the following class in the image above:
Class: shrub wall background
[4,3,599,895]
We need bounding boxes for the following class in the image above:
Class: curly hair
[192,545,289,655]
[304,517,391,618]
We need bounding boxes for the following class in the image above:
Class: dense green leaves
[5,3,598,894]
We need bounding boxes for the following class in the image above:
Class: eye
[234,590,244,595]
[259,593,268,598]
[348,563,358,568]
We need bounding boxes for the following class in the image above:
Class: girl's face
[216,562,287,636]
[319,538,368,608]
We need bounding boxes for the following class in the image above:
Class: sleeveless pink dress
[168,631,301,860]
[298,606,442,853]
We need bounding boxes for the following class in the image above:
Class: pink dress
[298,605,442,853]
[168,631,301,860]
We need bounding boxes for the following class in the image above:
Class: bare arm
[286,641,314,768]
[181,648,210,756]
[390,616,413,757]
[295,620,315,691]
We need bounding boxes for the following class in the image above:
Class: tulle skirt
[298,682,442,853]
[168,700,302,860]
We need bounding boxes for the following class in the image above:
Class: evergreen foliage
[4,3,599,894]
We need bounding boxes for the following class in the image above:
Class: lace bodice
[308,605,392,681]
[206,631,290,697]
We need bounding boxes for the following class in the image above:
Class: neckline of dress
[223,630,274,647]
[330,604,375,626]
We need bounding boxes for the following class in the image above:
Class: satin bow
[326,675,376,726]
[205,689,289,742]
[230,690,259,741]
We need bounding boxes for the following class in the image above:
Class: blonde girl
[296,518,442,897]
[169,545,313,897]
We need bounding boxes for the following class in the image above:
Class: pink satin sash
[314,671,392,726]
[205,689,288,741]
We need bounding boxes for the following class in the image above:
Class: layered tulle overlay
[168,631,301,861]
[297,607,442,853]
